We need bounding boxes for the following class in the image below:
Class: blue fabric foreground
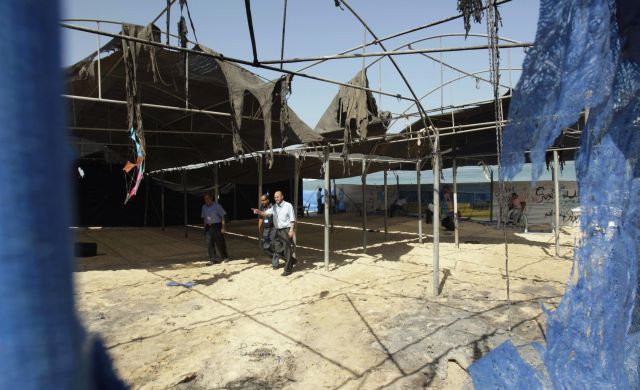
[468,341,544,388]
[0,2,125,389]
[471,0,640,388]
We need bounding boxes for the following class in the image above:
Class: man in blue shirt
[201,193,229,264]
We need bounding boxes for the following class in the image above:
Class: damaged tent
[68,23,322,201]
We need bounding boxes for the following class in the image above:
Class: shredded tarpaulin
[457,0,484,37]
[69,29,320,173]
[73,23,166,85]
[471,0,640,388]
[120,25,155,204]
[195,45,321,168]
[314,69,389,170]
[178,16,188,48]
[197,45,273,159]
[279,74,294,146]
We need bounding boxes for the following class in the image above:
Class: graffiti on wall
[493,181,580,226]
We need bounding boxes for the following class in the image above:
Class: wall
[491,181,580,227]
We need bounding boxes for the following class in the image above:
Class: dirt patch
[74,217,574,388]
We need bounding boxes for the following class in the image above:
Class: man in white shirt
[252,191,297,276]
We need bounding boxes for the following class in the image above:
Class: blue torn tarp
[470,0,640,388]
[468,341,545,388]
[0,1,126,388]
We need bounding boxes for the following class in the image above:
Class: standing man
[316,187,324,215]
[257,194,275,260]
[202,192,229,265]
[252,191,297,276]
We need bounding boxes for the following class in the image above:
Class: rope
[183,0,199,43]
[486,0,511,333]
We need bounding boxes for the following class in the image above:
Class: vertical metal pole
[417,159,423,244]
[258,155,263,209]
[507,48,513,91]
[324,147,330,270]
[258,155,263,250]
[362,159,367,252]
[185,52,189,109]
[166,0,171,45]
[453,158,459,248]
[214,163,219,201]
[182,171,187,238]
[331,177,337,230]
[496,171,502,229]
[439,36,444,114]
[378,58,382,110]
[489,170,494,222]
[332,177,337,211]
[293,156,300,249]
[383,165,388,241]
[433,138,441,296]
[290,177,294,203]
[553,150,560,256]
[161,171,165,231]
[362,26,366,81]
[143,174,150,227]
[233,184,237,220]
[96,21,102,100]
[279,0,288,70]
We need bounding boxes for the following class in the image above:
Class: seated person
[425,202,434,224]
[388,196,407,217]
[507,192,524,224]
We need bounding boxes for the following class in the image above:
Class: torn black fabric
[315,69,387,141]
[314,69,388,171]
[178,16,188,48]
[195,45,321,167]
[457,0,484,37]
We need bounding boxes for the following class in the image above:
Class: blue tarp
[470,0,640,388]
[0,2,125,389]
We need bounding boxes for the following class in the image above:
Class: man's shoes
[281,270,292,277]
[207,256,221,265]
[272,265,280,270]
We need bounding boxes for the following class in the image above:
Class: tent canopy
[68,23,322,172]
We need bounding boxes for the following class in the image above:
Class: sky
[61,1,557,184]
[61,0,540,131]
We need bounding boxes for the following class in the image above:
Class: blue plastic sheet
[0,2,125,388]
[468,341,544,389]
[471,0,640,388]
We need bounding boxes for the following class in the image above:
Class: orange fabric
[122,156,144,173]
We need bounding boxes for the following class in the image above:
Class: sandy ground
[74,213,575,389]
